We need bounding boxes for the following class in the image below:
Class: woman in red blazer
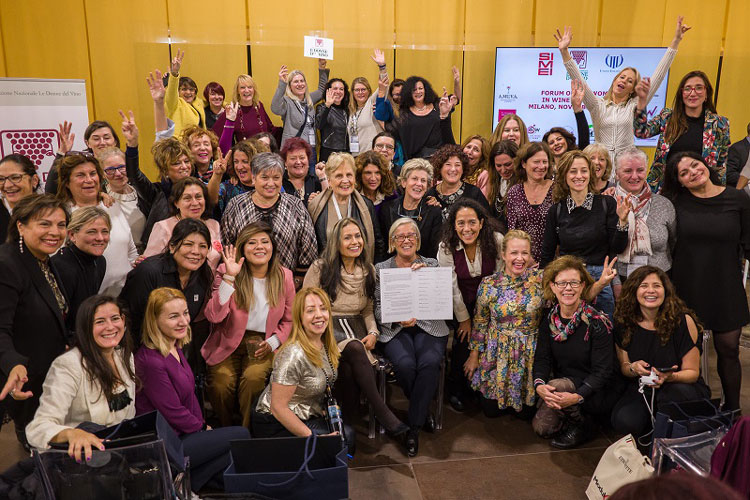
[202,221,294,427]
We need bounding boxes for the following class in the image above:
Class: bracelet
[616,221,629,231]
[318,176,328,182]
[378,64,386,70]
[627,362,636,375]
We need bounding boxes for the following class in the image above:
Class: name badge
[308,130,316,147]
[194,294,199,302]
[349,134,360,153]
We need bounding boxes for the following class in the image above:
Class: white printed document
[379,267,453,323]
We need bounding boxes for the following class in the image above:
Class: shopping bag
[224,434,348,499]
[654,398,737,440]
[585,434,653,500]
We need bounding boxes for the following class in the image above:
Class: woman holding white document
[374,218,450,457]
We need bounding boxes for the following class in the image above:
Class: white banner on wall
[0,78,89,187]
[492,48,670,147]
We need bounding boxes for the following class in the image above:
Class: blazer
[25,348,136,450]
[143,216,222,270]
[635,107,731,193]
[202,265,295,366]
[0,243,69,425]
[727,138,750,188]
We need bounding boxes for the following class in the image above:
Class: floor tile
[349,464,422,500]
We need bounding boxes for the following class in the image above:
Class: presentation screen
[492,47,671,147]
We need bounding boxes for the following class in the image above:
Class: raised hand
[674,16,691,41]
[452,65,460,83]
[118,109,138,147]
[212,150,230,178]
[225,101,239,121]
[325,87,336,107]
[635,77,650,100]
[371,48,386,67]
[57,121,75,154]
[314,161,326,180]
[599,256,618,285]
[221,244,245,277]
[570,79,584,112]
[377,73,389,98]
[278,65,289,83]
[438,87,454,119]
[553,26,573,51]
[171,48,185,76]
[318,58,327,69]
[147,69,166,102]
[616,196,634,223]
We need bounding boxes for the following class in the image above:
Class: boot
[551,405,591,449]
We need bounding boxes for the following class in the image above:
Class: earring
[18,235,24,254]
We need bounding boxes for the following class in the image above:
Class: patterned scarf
[615,183,652,263]
[548,300,612,342]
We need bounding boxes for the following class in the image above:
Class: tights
[713,328,742,411]
[334,341,402,432]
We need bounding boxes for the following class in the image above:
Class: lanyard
[332,197,351,220]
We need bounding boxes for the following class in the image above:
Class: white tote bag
[585,434,654,500]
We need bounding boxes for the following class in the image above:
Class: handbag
[654,398,737,440]
[585,434,654,500]
[224,434,348,499]
[331,314,368,343]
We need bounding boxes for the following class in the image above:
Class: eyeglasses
[374,143,395,151]
[353,88,369,93]
[682,85,705,95]
[0,173,29,185]
[393,232,418,242]
[64,150,95,160]
[103,165,127,177]
[553,280,582,289]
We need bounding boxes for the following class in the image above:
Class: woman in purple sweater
[135,287,249,493]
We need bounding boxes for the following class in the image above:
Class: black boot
[405,428,419,457]
[551,417,591,449]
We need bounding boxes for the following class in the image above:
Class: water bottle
[325,386,346,445]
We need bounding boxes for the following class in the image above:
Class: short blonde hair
[388,217,421,253]
[233,74,259,106]
[141,288,191,356]
[583,143,614,182]
[500,229,531,254]
[398,158,433,186]
[325,152,356,178]
[67,206,111,244]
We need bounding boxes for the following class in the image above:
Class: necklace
[398,200,423,221]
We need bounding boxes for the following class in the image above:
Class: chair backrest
[34,439,175,500]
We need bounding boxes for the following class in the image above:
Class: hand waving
[278,65,289,83]
[570,79,584,112]
[147,69,167,102]
[171,48,185,76]
[371,49,386,67]
[221,244,245,277]
[325,88,336,107]
[57,121,75,154]
[616,196,634,223]
[438,87,454,119]
[553,26,573,51]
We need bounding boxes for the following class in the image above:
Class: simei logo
[571,50,588,69]
[538,53,554,76]
[605,54,624,69]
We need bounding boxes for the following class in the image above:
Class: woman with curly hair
[355,150,397,215]
[395,76,455,160]
[543,127,578,170]
[426,144,490,221]
[610,265,710,438]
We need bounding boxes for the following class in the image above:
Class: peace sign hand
[225,101,239,121]
[599,256,618,285]
[147,69,167,102]
[118,109,138,147]
[171,48,185,76]
[212,150,231,177]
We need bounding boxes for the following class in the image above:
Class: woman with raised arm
[165,49,206,136]
[315,78,350,162]
[395,76,456,160]
[213,75,277,153]
[347,50,388,157]
[271,59,329,166]
[635,71,730,192]
[554,17,690,164]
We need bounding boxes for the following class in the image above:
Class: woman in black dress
[611,266,709,437]
[426,144,490,221]
[662,151,750,411]
[394,76,455,160]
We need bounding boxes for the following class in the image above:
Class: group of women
[0,15,747,494]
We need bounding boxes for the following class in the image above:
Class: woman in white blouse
[347,50,389,157]
[554,16,690,167]
[26,295,136,460]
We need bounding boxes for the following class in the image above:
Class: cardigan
[563,48,677,165]
[135,346,204,435]
[143,216,222,271]
[270,68,330,147]
[635,107,731,193]
[202,264,295,366]
[373,256,450,342]
[349,92,384,156]
[26,348,135,450]
[165,72,206,136]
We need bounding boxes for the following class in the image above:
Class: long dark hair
[164,218,213,285]
[486,140,518,205]
[323,78,350,111]
[664,71,716,144]
[75,295,136,403]
[614,265,702,347]
[661,151,721,201]
[440,198,500,263]
[542,127,578,154]
[399,76,439,112]
[319,218,375,303]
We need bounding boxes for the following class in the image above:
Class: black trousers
[181,425,250,492]
[382,327,448,428]
[447,323,472,400]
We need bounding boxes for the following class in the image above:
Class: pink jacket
[201,264,295,366]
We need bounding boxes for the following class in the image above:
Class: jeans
[586,264,614,321]
[181,426,250,491]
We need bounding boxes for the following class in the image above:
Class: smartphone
[655,366,678,373]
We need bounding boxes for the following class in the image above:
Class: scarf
[615,183,652,263]
[548,300,612,342]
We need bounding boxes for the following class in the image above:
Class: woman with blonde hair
[271,59,330,166]
[214,74,278,154]
[203,222,296,427]
[135,287,249,493]
[347,50,389,157]
[583,143,614,192]
[308,152,384,261]
[491,113,529,147]
[252,287,354,451]
[554,17,690,164]
[461,134,490,186]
